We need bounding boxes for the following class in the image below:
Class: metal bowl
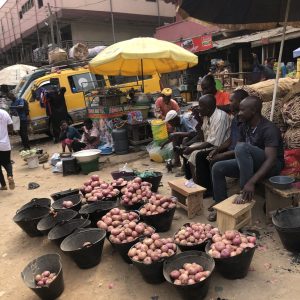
[269,176,295,190]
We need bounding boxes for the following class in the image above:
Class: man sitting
[155,88,180,119]
[161,110,195,167]
[59,120,81,152]
[183,94,232,186]
[72,118,100,152]
[209,96,284,221]
[194,89,249,196]
[200,74,231,112]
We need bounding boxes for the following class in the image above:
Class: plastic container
[130,244,177,284]
[269,175,295,190]
[110,238,140,264]
[272,207,300,252]
[27,155,39,168]
[51,189,79,201]
[122,201,145,211]
[60,228,106,269]
[163,251,215,300]
[174,224,208,252]
[141,172,163,192]
[205,241,255,279]
[62,157,79,176]
[51,194,82,211]
[37,210,78,235]
[13,206,50,237]
[112,128,129,155]
[139,206,176,232]
[111,171,135,181]
[48,218,91,246]
[21,253,64,300]
[17,198,51,213]
[151,119,168,141]
[79,201,118,227]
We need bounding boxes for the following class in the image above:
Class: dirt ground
[0,135,299,300]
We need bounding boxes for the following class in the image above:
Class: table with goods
[12,169,300,300]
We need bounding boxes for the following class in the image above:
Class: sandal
[0,186,8,190]
[8,177,15,190]
[207,210,217,222]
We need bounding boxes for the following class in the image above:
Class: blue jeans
[212,143,283,203]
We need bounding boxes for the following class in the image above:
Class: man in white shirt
[183,94,231,186]
[0,109,15,190]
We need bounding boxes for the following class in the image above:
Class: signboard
[175,35,213,53]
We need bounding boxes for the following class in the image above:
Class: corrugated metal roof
[213,26,300,49]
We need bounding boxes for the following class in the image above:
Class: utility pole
[47,3,55,48]
[5,12,14,63]
[15,0,25,62]
[9,8,19,62]
[33,0,41,48]
[157,0,161,26]
[0,18,9,64]
[109,0,116,43]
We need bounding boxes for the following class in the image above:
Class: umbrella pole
[270,0,291,121]
[141,59,144,93]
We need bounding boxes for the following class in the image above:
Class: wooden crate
[168,178,206,219]
[214,194,255,232]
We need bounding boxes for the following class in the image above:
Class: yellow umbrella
[89,37,198,76]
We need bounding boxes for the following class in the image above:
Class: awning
[213,26,300,49]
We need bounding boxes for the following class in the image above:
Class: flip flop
[8,177,15,190]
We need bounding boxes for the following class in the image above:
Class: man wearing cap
[155,88,180,119]
[161,110,196,167]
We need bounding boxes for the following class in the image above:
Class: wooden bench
[263,181,300,221]
[168,178,206,219]
[214,194,255,232]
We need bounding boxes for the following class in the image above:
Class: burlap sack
[261,99,286,132]
[284,127,300,149]
[282,94,300,128]
[69,43,89,61]
[239,77,298,102]
[48,48,68,64]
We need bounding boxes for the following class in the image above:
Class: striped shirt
[202,108,232,147]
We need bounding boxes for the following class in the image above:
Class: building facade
[0,0,175,65]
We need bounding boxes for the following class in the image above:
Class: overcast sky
[0,0,6,8]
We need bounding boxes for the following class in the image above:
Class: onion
[170,270,180,279]
[221,248,231,258]
[225,230,236,240]
[214,242,226,252]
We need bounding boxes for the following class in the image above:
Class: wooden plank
[214,194,255,217]
[216,213,237,233]
[186,193,203,219]
[263,180,300,198]
[168,178,206,197]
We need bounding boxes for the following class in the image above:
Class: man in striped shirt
[183,94,232,184]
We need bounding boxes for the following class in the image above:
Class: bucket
[51,194,82,211]
[122,201,145,211]
[27,155,39,169]
[79,201,118,227]
[13,206,50,237]
[17,198,51,213]
[60,228,106,269]
[174,224,208,252]
[272,207,300,252]
[21,253,64,300]
[48,218,91,246]
[151,119,168,142]
[139,206,176,232]
[141,172,163,192]
[37,210,78,235]
[111,171,135,181]
[205,241,255,279]
[111,238,140,264]
[163,251,215,300]
[51,189,79,201]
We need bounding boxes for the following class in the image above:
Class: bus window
[68,73,99,93]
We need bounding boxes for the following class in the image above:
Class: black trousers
[20,120,30,149]
[72,141,86,152]
[195,151,213,193]
[0,151,13,187]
